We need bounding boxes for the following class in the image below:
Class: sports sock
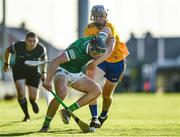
[68,102,80,112]
[29,99,36,106]
[29,99,39,113]
[100,110,108,118]
[43,116,52,126]
[18,98,29,117]
[89,105,98,119]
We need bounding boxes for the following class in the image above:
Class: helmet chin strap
[94,21,106,29]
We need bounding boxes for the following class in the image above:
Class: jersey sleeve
[65,47,83,61]
[8,42,16,53]
[40,45,47,59]
[65,47,79,61]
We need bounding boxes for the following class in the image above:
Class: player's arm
[39,47,48,81]
[3,43,15,72]
[88,37,115,69]
[40,47,48,74]
[95,27,115,64]
[48,52,68,77]
[87,28,116,70]
[107,35,116,52]
[40,55,47,74]
[44,52,68,89]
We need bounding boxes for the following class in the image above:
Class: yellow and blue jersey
[84,22,129,63]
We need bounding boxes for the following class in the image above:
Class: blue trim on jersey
[97,60,125,82]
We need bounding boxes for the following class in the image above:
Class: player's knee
[57,92,66,100]
[95,90,101,99]
[17,92,25,99]
[103,94,112,101]
[29,96,36,101]
[87,86,101,99]
[93,86,102,98]
[56,87,67,100]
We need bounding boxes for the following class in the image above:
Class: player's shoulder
[105,22,115,29]
[13,41,26,49]
[37,42,45,48]
[14,40,25,46]
[37,43,47,52]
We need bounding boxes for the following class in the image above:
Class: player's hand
[87,62,96,71]
[43,80,52,91]
[3,63,10,72]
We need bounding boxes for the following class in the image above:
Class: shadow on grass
[37,128,84,135]
[0,131,34,136]
[0,121,22,128]
[47,129,82,134]
[32,115,44,120]
[0,116,44,128]
[0,129,83,136]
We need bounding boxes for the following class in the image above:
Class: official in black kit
[3,32,47,121]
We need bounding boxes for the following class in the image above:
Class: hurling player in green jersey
[39,27,115,132]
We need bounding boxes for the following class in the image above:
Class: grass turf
[0,93,180,136]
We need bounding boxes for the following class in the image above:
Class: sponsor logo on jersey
[69,49,76,60]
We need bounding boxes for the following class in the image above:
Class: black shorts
[12,69,41,88]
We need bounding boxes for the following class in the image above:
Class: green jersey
[60,36,95,73]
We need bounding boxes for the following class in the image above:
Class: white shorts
[55,67,86,86]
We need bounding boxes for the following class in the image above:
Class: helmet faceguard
[89,37,107,56]
[90,5,108,28]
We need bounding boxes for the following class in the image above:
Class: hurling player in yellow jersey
[84,5,129,128]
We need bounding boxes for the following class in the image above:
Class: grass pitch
[0,93,180,137]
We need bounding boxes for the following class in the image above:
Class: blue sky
[0,0,180,49]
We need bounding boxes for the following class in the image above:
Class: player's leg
[98,80,117,126]
[27,86,39,113]
[71,75,101,109]
[86,66,105,80]
[43,88,53,105]
[86,67,105,128]
[59,75,102,124]
[26,73,41,114]
[39,74,68,132]
[39,79,53,106]
[14,79,30,121]
[99,60,126,127]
